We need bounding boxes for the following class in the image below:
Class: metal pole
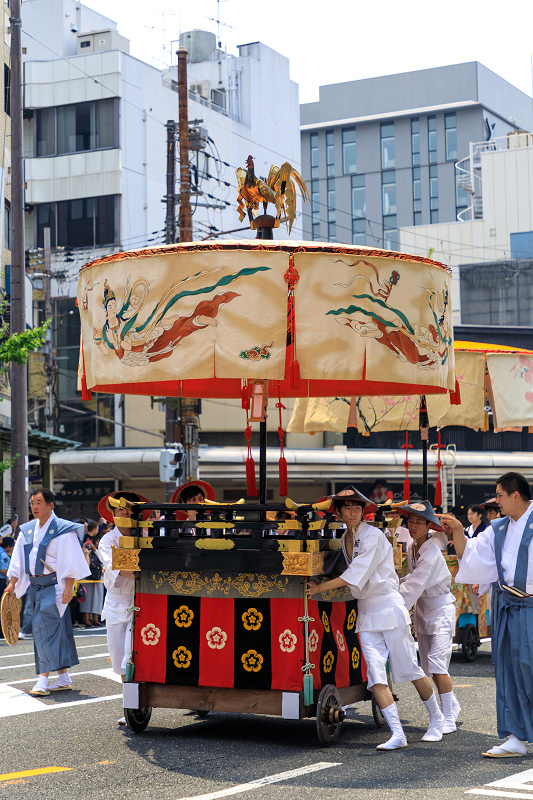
[419,395,429,501]
[259,420,267,506]
[43,227,54,435]
[10,0,28,521]
[164,119,178,500]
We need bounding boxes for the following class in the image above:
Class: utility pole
[9,0,29,521]
[43,227,54,435]
[163,119,178,500]
[177,46,199,482]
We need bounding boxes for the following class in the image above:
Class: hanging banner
[293,252,454,394]
[487,352,533,429]
[355,395,420,433]
[78,247,288,390]
[426,350,488,430]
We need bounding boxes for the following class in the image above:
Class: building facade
[300,62,533,321]
[20,1,301,486]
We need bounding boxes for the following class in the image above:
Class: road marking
[9,668,116,685]
[0,643,106,660]
[0,684,47,717]
[175,762,342,800]
[467,767,533,798]
[0,652,109,670]
[39,694,122,711]
[454,684,474,687]
[466,791,533,798]
[0,766,73,781]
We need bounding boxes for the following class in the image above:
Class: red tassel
[279,456,288,497]
[244,421,257,497]
[246,456,257,497]
[450,378,461,405]
[81,375,92,401]
[241,381,250,410]
[434,478,442,507]
[290,360,300,388]
[401,431,413,502]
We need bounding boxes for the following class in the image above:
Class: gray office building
[300,62,533,250]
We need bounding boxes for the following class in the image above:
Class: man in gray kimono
[4,488,90,695]
[440,472,533,758]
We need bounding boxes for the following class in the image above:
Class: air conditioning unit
[190,81,210,100]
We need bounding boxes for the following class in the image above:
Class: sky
[83,0,533,105]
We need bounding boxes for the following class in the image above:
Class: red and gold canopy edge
[77,241,454,401]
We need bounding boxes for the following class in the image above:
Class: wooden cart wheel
[124,706,152,733]
[461,623,479,662]
[372,663,394,728]
[316,684,343,746]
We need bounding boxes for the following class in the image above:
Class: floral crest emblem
[321,610,330,633]
[206,626,227,650]
[323,650,334,673]
[242,607,263,631]
[172,646,192,669]
[351,646,360,669]
[174,605,194,627]
[279,629,297,653]
[308,629,319,652]
[335,630,346,652]
[410,502,427,512]
[347,609,357,630]
[241,649,263,672]
[140,623,160,646]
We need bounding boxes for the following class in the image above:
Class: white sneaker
[30,676,49,696]
[18,632,26,640]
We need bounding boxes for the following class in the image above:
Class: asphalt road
[2,633,533,800]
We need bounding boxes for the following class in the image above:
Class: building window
[35,98,118,157]
[4,202,9,249]
[456,178,469,219]
[327,178,336,242]
[4,65,9,116]
[445,113,457,161]
[411,118,420,166]
[429,165,439,223]
[310,132,319,179]
[342,127,356,174]
[382,170,396,216]
[383,216,397,251]
[412,167,422,225]
[428,115,437,164]
[381,122,395,169]
[351,174,366,246]
[326,130,335,177]
[36,195,119,249]
[311,180,320,240]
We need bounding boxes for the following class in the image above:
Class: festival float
[76,155,456,742]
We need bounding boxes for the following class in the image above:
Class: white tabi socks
[48,672,72,691]
[483,734,527,758]
[440,691,460,734]
[30,675,49,696]
[376,702,408,750]
[422,692,445,741]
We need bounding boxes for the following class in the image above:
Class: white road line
[175,762,342,800]
[466,791,533,799]
[9,668,119,685]
[0,688,123,718]
[0,652,109,670]
[39,693,122,711]
[0,643,106,660]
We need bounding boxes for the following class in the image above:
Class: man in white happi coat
[97,491,148,725]
[440,471,533,758]
[4,488,89,695]
[306,485,445,750]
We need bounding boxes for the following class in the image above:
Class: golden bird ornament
[236,155,309,234]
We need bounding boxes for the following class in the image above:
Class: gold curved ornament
[111,547,140,571]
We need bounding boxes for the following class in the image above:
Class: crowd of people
[0,473,531,756]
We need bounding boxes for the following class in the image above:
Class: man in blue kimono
[4,488,90,695]
[440,472,533,758]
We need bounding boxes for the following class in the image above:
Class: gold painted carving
[138,537,153,549]
[112,547,140,571]
[277,540,304,553]
[148,571,290,598]
[119,535,139,548]
[281,552,325,576]
[195,521,234,529]
[195,539,235,550]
